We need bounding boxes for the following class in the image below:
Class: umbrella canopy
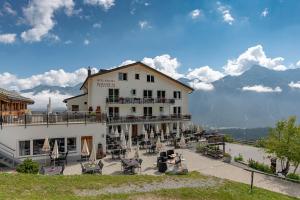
[156,137,162,150]
[125,124,129,133]
[142,125,145,134]
[197,125,202,133]
[176,122,180,138]
[134,144,140,159]
[160,129,165,141]
[179,135,186,148]
[150,128,155,138]
[165,125,170,137]
[114,128,120,138]
[182,123,186,132]
[51,140,59,159]
[121,130,127,149]
[155,124,159,133]
[81,139,90,156]
[144,129,149,142]
[89,145,97,162]
[127,124,132,151]
[42,137,50,152]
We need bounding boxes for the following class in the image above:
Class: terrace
[106,97,175,104]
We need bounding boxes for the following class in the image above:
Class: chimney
[87,67,91,77]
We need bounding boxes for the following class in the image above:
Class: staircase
[0,142,20,169]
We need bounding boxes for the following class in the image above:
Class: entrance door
[132,124,138,137]
[81,136,93,153]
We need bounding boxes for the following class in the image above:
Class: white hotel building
[0,62,193,167]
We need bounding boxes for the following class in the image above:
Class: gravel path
[75,177,221,197]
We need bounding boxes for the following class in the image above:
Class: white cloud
[186,66,224,83]
[296,60,300,67]
[0,33,16,44]
[3,2,17,16]
[139,20,151,29]
[21,0,74,42]
[189,9,201,20]
[261,8,269,17]
[288,81,300,89]
[242,85,282,93]
[142,54,183,79]
[23,90,71,109]
[217,2,234,25]
[120,60,136,66]
[189,80,214,91]
[0,68,95,91]
[64,40,72,44]
[84,39,90,45]
[84,0,115,10]
[93,22,102,28]
[223,45,287,76]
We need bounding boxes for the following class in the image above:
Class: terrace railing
[107,114,191,124]
[0,112,106,128]
[106,97,175,104]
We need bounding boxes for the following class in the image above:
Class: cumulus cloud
[23,90,71,109]
[0,68,96,91]
[0,33,16,44]
[189,9,201,20]
[84,39,90,45]
[217,2,234,25]
[93,22,102,28]
[261,8,269,17]
[84,0,115,10]
[242,85,282,93]
[189,80,214,91]
[139,20,151,29]
[186,66,224,83]
[288,81,300,89]
[223,45,286,76]
[2,2,17,16]
[21,0,75,42]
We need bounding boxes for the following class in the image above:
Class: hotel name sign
[96,79,115,88]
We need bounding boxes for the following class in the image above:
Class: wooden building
[0,88,34,116]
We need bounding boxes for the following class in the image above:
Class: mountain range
[20,65,300,128]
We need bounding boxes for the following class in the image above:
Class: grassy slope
[0,172,298,200]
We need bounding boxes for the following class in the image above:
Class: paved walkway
[64,147,300,198]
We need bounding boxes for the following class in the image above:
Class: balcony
[106,97,175,104]
[107,114,191,124]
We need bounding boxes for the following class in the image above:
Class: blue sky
[0,0,300,91]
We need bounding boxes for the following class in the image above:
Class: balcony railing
[0,112,106,129]
[106,97,175,104]
[107,114,191,124]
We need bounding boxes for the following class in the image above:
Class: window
[71,105,79,111]
[135,74,140,80]
[147,75,154,82]
[118,72,127,81]
[173,91,181,99]
[67,137,76,151]
[108,88,119,102]
[157,90,166,98]
[143,90,152,98]
[19,140,30,156]
[173,106,181,115]
[33,139,45,155]
[131,107,136,113]
[131,89,136,96]
[84,102,87,105]
[143,107,153,116]
[159,107,164,113]
[109,107,119,117]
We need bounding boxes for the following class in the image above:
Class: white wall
[0,123,106,160]
[65,94,88,111]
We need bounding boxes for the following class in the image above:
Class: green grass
[0,172,298,200]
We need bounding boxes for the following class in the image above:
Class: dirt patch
[74,177,222,197]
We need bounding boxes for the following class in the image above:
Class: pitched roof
[63,93,87,103]
[0,88,34,104]
[80,61,194,92]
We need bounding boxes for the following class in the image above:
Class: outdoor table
[147,145,156,154]
[41,166,63,175]
[82,163,101,174]
[121,158,140,174]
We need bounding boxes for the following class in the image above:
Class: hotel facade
[0,62,193,167]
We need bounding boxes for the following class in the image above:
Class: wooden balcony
[106,97,175,104]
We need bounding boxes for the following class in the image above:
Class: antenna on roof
[87,66,91,77]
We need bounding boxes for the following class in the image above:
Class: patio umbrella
[114,127,120,138]
[155,124,159,133]
[134,144,140,159]
[165,125,170,138]
[197,125,201,133]
[125,124,129,133]
[81,139,90,160]
[89,145,96,163]
[182,123,186,133]
[176,122,180,138]
[51,140,59,167]
[42,137,50,165]
[156,137,162,152]
[144,129,149,142]
[121,130,127,149]
[127,124,132,151]
[160,129,165,142]
[179,134,186,148]
[150,128,155,138]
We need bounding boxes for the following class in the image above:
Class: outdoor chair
[167,149,175,159]
[96,160,104,174]
[137,158,143,173]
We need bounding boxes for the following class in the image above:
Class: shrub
[286,173,300,180]
[223,153,231,158]
[16,158,39,174]
[248,159,272,174]
[234,154,244,162]
[196,143,207,153]
[223,134,234,143]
